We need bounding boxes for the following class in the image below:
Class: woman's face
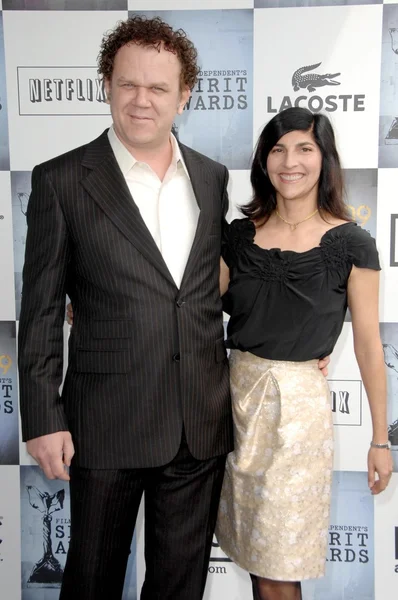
[266,129,322,202]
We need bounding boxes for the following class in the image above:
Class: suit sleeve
[18,165,70,441]
[221,165,229,238]
[220,166,233,266]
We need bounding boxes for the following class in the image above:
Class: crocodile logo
[292,62,341,93]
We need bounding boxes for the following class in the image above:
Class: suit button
[176,299,186,308]
[173,353,180,363]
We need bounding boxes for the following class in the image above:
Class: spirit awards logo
[185,69,248,112]
[328,380,362,426]
[26,485,65,587]
[267,62,365,114]
[17,67,108,116]
[327,525,369,564]
[54,517,70,556]
[0,355,13,417]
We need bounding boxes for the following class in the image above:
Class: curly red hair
[98,15,200,90]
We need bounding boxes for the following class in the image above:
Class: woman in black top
[215,108,392,600]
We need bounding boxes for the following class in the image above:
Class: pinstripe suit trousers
[59,431,226,600]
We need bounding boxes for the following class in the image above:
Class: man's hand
[66,302,73,326]
[26,431,74,481]
[318,355,330,377]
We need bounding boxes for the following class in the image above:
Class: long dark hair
[243,107,350,222]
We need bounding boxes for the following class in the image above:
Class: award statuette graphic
[383,343,398,448]
[26,485,65,587]
[17,192,29,217]
[171,122,179,141]
[389,418,398,446]
[385,117,398,145]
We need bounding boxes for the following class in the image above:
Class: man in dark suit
[18,15,232,600]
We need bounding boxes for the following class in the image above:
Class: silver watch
[370,441,391,449]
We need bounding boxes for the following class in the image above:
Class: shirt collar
[107,125,189,179]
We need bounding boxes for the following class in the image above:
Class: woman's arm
[219,257,230,297]
[348,266,393,494]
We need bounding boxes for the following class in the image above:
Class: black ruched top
[222,219,380,361]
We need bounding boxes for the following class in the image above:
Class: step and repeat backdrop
[0,0,398,599]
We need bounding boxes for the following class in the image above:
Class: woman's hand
[367,446,393,494]
[66,302,73,326]
[317,356,330,377]
[219,257,230,297]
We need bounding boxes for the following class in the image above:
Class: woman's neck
[275,194,318,225]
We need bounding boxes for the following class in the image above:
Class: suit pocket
[215,337,227,363]
[78,320,131,351]
[75,350,131,373]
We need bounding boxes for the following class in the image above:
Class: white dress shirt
[108,126,199,288]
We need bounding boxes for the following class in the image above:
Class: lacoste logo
[292,62,341,93]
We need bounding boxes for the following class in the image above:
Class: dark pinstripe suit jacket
[18,130,233,469]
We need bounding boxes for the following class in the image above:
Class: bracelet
[370,441,391,449]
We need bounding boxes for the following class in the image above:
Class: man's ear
[104,78,111,105]
[177,86,191,115]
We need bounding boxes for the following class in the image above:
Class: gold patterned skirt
[216,350,333,581]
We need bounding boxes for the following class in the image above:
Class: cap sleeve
[348,223,381,271]
[221,218,253,268]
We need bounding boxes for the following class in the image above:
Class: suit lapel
[81,131,176,287]
[179,144,213,289]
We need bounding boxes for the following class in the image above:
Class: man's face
[105,42,190,154]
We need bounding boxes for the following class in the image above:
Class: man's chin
[120,132,155,148]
